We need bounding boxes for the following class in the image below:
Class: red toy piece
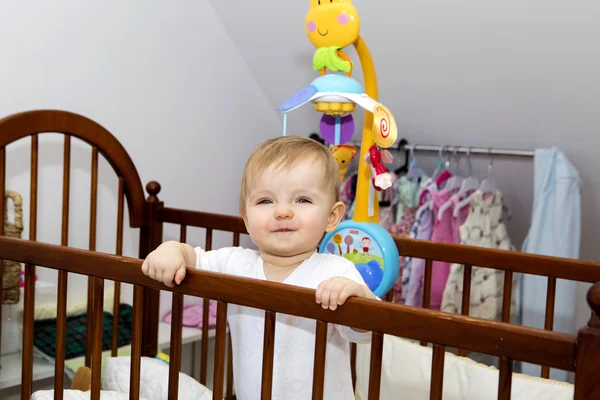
[364,144,395,191]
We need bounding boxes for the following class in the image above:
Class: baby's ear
[326,201,345,232]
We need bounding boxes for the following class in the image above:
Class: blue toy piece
[310,74,363,94]
[319,219,399,298]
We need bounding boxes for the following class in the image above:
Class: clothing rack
[343,139,533,158]
[402,144,534,158]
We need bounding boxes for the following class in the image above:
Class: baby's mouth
[274,228,296,232]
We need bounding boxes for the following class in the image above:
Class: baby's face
[243,157,337,258]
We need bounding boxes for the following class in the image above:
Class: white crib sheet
[31,356,213,400]
[355,335,574,400]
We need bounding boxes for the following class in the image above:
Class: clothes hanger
[309,132,326,146]
[430,145,447,181]
[453,148,499,217]
[452,147,480,217]
[442,148,463,193]
[456,147,479,197]
[419,145,447,206]
[394,138,410,175]
[436,149,463,220]
[479,149,497,195]
[405,144,424,183]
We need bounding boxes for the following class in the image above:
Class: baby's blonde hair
[239,136,340,215]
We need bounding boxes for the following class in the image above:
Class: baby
[142,135,378,399]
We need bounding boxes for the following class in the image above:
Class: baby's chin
[259,244,318,259]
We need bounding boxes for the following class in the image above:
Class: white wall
[0,0,273,361]
[0,0,598,388]
[211,0,600,381]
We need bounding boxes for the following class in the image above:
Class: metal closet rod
[403,144,534,157]
[332,137,533,157]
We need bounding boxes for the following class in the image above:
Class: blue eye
[297,198,312,204]
[257,199,272,205]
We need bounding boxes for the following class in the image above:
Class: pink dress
[429,191,473,310]
[429,189,453,310]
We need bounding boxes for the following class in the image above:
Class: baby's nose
[275,207,293,220]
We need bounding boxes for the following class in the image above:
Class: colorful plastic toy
[277,0,400,298]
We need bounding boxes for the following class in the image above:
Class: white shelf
[158,322,216,348]
[0,322,214,390]
[0,352,55,390]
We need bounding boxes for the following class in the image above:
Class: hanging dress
[440,191,520,322]
[390,175,429,304]
[401,203,435,307]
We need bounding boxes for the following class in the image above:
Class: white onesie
[193,247,373,400]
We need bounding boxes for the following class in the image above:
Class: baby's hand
[141,241,190,288]
[315,277,376,311]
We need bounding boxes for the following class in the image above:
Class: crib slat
[129,285,143,400]
[86,146,99,367]
[112,280,121,357]
[501,271,513,323]
[312,320,328,400]
[30,134,38,240]
[351,342,357,390]
[180,224,187,242]
[91,278,105,400]
[261,310,276,399]
[200,297,210,385]
[168,292,184,400]
[0,147,5,366]
[226,337,234,400]
[497,357,513,400]
[541,276,557,378]
[206,227,213,249]
[430,344,445,400]
[233,232,240,247]
[112,177,124,356]
[213,301,229,400]
[21,134,39,400]
[459,264,472,357]
[22,264,36,400]
[55,272,68,399]
[421,259,433,346]
[423,259,433,308]
[54,135,70,397]
[368,332,384,400]
[200,228,213,385]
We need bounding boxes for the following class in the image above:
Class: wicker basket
[3,190,23,305]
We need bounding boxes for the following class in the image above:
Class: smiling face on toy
[305,0,360,48]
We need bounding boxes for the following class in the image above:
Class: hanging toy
[364,145,395,191]
[277,0,401,298]
[330,144,357,182]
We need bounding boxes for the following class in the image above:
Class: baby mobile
[277,0,400,297]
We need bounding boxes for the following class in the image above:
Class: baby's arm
[141,240,236,287]
[315,266,381,343]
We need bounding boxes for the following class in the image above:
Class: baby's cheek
[306,20,316,32]
[337,13,349,25]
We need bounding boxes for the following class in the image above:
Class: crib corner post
[139,180,164,358]
[574,282,600,400]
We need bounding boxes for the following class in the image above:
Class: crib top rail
[158,207,248,234]
[395,237,600,283]
[155,205,600,283]
[0,235,579,372]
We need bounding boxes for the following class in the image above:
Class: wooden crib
[0,109,599,399]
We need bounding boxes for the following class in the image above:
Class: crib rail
[1,236,596,400]
[156,205,247,397]
[394,236,600,379]
[153,206,600,384]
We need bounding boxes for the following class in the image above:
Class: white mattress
[355,335,574,400]
[32,356,213,400]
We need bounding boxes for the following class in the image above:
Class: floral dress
[440,191,520,322]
